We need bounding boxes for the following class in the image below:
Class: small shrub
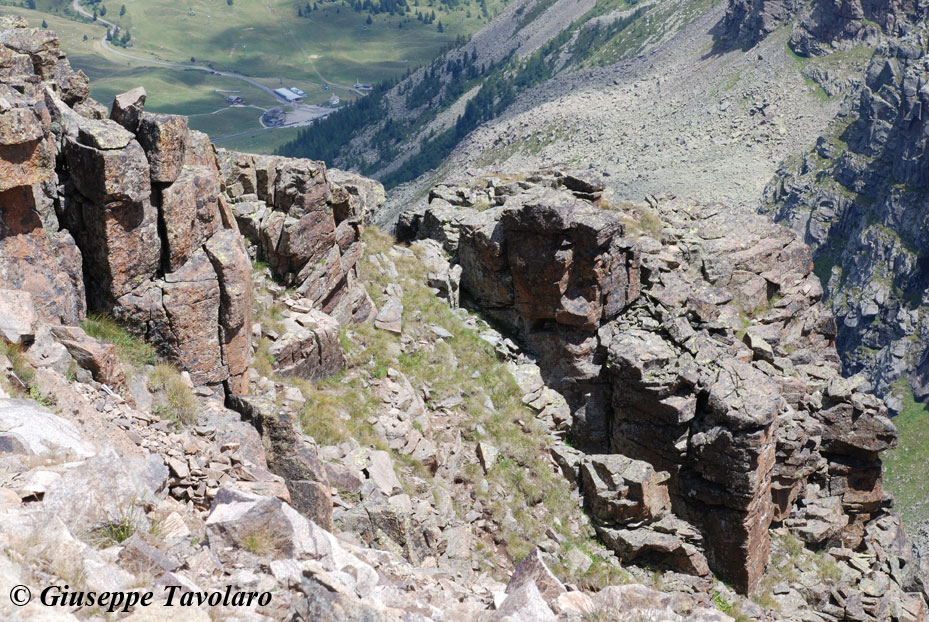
[149,363,198,425]
[783,533,803,559]
[28,385,54,408]
[712,591,734,614]
[252,337,276,378]
[240,530,280,556]
[1,339,34,392]
[816,555,842,582]
[92,518,135,545]
[89,501,144,546]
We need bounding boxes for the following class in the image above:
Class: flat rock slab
[374,296,402,334]
[0,289,36,344]
[0,398,93,458]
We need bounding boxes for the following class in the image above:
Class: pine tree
[41,19,47,28]
[436,20,443,32]
[119,4,125,16]
[99,4,107,16]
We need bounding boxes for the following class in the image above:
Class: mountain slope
[278,0,729,198]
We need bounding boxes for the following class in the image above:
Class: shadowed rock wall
[400,170,899,594]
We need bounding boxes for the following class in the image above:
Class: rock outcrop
[0,16,377,395]
[400,170,910,597]
[218,151,377,327]
[763,37,929,407]
[716,0,802,50]
[789,0,925,57]
[400,172,639,447]
[717,0,925,54]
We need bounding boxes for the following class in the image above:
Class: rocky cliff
[1,11,928,622]
[758,13,929,407]
[0,14,375,397]
[399,170,925,609]
[719,0,926,53]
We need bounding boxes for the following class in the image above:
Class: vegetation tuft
[149,363,199,426]
[81,313,157,371]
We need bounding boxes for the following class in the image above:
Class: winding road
[70,0,363,101]
[71,0,285,99]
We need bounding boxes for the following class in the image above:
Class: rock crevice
[401,170,902,595]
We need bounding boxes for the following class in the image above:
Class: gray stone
[42,446,168,532]
[0,290,36,344]
[0,399,93,458]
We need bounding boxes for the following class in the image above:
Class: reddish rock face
[501,191,636,331]
[78,198,162,301]
[416,180,639,447]
[0,186,85,325]
[63,129,152,206]
[218,150,379,326]
[402,174,899,595]
[162,249,225,386]
[204,229,253,395]
[136,112,188,183]
[0,108,52,192]
[160,165,222,272]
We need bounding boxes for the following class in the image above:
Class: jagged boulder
[268,309,344,381]
[403,174,904,596]
[580,455,671,525]
[218,150,376,325]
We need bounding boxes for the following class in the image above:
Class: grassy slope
[250,229,630,587]
[884,388,929,528]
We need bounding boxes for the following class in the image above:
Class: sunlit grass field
[7,0,504,146]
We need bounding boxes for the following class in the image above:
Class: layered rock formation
[0,16,87,327]
[789,0,926,57]
[717,0,803,50]
[399,170,913,599]
[218,151,377,327]
[399,174,640,447]
[0,16,376,395]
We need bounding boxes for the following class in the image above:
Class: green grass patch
[884,386,929,527]
[148,363,199,426]
[0,339,36,398]
[81,313,156,371]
